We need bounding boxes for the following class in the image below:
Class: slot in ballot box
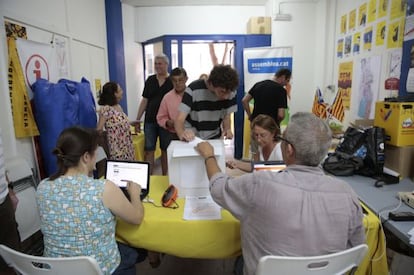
[167,139,226,197]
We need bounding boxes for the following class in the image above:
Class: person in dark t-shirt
[242,68,291,158]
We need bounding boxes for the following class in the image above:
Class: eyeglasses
[276,135,295,151]
[254,131,271,139]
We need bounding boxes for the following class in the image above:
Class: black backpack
[323,126,385,177]
[323,153,364,176]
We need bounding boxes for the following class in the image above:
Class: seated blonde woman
[227,114,282,172]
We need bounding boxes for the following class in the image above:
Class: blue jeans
[112,242,147,275]
[144,122,170,151]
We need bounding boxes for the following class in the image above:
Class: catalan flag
[312,88,328,119]
[329,91,345,122]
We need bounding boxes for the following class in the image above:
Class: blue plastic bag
[33,78,97,177]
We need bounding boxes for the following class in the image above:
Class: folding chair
[256,244,368,275]
[0,244,103,275]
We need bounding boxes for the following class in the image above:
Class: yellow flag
[7,38,39,138]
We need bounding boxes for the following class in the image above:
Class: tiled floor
[136,255,236,275]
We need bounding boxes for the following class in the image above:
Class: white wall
[124,4,267,120]
[130,1,331,120]
[123,4,144,120]
[0,0,108,172]
[333,0,405,126]
[271,0,326,117]
[134,6,266,42]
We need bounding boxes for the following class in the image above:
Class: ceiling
[121,0,268,7]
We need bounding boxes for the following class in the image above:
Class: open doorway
[181,41,234,83]
[144,40,234,83]
[141,34,271,158]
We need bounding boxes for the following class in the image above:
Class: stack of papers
[409,227,414,245]
[183,195,222,220]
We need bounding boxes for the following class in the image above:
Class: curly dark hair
[208,65,239,91]
[98,82,118,106]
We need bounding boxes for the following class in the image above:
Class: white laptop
[253,160,286,172]
[105,160,150,200]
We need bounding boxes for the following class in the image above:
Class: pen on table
[198,196,207,199]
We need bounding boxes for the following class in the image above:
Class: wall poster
[338,61,353,110]
[354,56,382,119]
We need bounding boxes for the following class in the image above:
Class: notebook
[105,160,150,200]
[253,160,286,172]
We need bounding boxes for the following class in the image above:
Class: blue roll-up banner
[243,47,293,93]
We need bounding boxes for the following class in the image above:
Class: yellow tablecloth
[116,176,241,259]
[243,115,251,159]
[357,203,388,275]
[116,176,388,272]
[132,133,161,161]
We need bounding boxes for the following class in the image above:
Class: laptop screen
[105,160,150,199]
[253,161,286,172]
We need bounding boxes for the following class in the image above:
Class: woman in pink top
[156,67,189,174]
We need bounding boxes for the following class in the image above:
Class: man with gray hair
[135,53,173,175]
[195,112,365,275]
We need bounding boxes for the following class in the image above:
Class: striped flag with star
[329,90,345,122]
[312,88,328,119]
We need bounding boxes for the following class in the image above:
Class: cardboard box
[374,102,414,146]
[384,145,414,179]
[247,16,271,34]
[353,119,374,128]
[167,139,226,198]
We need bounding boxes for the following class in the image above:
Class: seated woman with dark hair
[36,126,144,275]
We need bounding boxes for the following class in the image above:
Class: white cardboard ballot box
[167,139,226,197]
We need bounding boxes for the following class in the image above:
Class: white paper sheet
[183,195,222,220]
[408,227,414,245]
[188,136,204,147]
